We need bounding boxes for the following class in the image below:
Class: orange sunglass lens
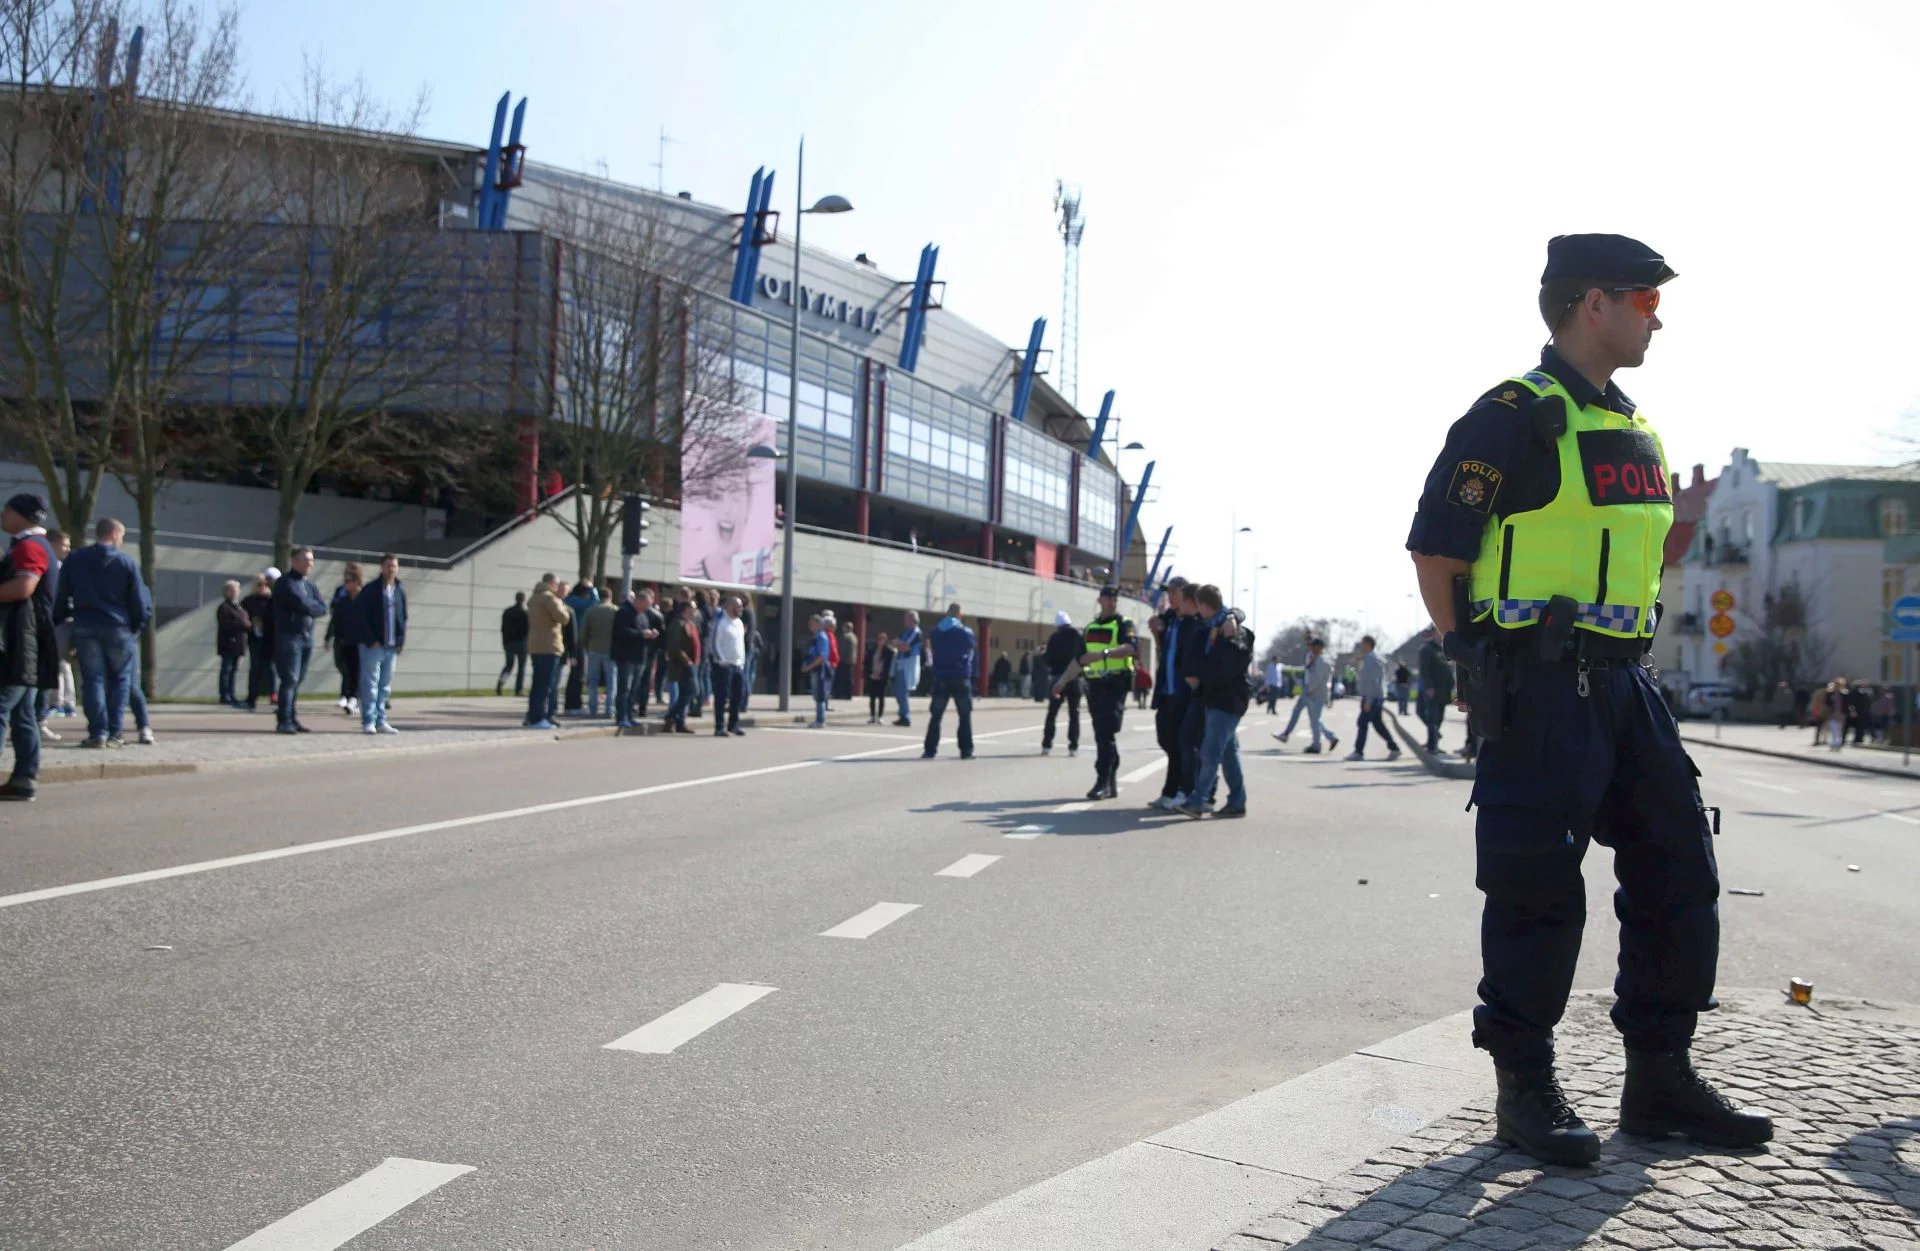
[1629,288,1660,317]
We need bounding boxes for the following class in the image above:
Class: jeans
[1,684,39,785]
[923,675,974,757]
[1190,707,1246,809]
[695,658,711,715]
[668,673,695,728]
[614,660,645,725]
[359,644,398,729]
[586,653,614,716]
[1179,695,1205,796]
[713,664,744,733]
[74,624,136,742]
[527,653,561,724]
[743,652,758,704]
[1044,682,1081,750]
[126,646,149,731]
[1281,693,1335,748]
[274,636,312,729]
[892,663,917,724]
[500,642,528,694]
[1354,696,1396,755]
[809,667,831,724]
[218,652,241,704]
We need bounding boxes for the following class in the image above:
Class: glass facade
[698,299,862,488]
[883,372,992,521]
[1079,460,1120,559]
[1001,420,1072,543]
[696,294,1114,551]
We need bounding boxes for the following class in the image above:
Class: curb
[1386,711,1475,781]
[1680,730,1920,780]
[25,713,764,786]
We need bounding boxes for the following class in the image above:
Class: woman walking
[215,580,249,705]
[326,562,365,716]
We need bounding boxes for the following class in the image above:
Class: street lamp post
[1230,517,1252,615]
[773,137,852,714]
[1253,562,1270,640]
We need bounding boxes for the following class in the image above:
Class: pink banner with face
[680,408,778,588]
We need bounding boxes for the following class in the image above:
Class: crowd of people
[1792,677,1908,752]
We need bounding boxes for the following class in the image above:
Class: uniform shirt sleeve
[1406,400,1525,561]
[1115,619,1138,650]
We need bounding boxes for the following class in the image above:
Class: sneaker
[81,736,106,749]
[1345,750,1365,761]
[1041,746,1052,755]
[294,723,311,734]
[893,718,912,727]
[377,723,399,735]
[730,727,745,736]
[38,723,60,742]
[921,750,936,759]
[1153,793,1185,811]
[0,782,35,802]
[1326,734,1340,751]
[137,727,155,745]
[337,696,350,711]
[105,735,126,748]
[1272,731,1289,743]
[1174,802,1206,819]
[363,725,379,735]
[60,704,74,717]
[1387,747,1402,759]
[276,725,299,735]
[1069,746,1078,756]
[1218,805,1248,818]
[1302,745,1322,754]
[529,719,559,730]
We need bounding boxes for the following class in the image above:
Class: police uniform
[1407,235,1769,1164]
[1080,592,1137,800]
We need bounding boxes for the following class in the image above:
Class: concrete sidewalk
[1216,989,1920,1251]
[1680,718,1920,780]
[15,692,1044,784]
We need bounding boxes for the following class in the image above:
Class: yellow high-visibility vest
[1082,617,1135,678]
[1467,370,1671,640]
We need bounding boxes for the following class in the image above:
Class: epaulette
[1475,373,1566,447]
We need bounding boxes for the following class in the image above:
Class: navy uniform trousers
[1470,650,1719,1070]
[1086,677,1130,777]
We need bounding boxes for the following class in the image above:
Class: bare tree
[1725,582,1836,696]
[544,191,749,582]
[1263,614,1359,664]
[244,60,474,567]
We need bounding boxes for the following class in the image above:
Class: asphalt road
[2,697,1915,1250]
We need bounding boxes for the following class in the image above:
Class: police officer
[1051,584,1137,800]
[1407,235,1772,1166]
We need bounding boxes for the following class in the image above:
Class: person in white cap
[1040,609,1083,756]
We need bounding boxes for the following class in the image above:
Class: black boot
[1619,1049,1773,1147]
[1086,770,1111,801]
[1494,1065,1601,1166]
[1101,771,1119,800]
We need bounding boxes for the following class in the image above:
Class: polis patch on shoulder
[1447,460,1503,512]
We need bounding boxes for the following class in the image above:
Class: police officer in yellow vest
[1408,235,1771,1166]
[1051,584,1137,800]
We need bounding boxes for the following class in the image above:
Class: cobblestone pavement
[1218,991,1920,1251]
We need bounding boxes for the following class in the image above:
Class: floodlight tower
[1053,180,1085,407]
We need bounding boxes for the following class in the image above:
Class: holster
[1447,575,1506,742]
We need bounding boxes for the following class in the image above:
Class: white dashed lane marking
[1119,759,1166,784]
[936,854,1001,878]
[603,983,778,1054]
[820,901,920,939]
[222,1157,474,1250]
[1005,825,1054,840]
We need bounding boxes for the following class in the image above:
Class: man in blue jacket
[57,517,150,749]
[355,552,407,735]
[270,546,329,734]
[921,602,976,760]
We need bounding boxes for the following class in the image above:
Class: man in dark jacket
[611,587,663,729]
[57,516,150,750]
[1178,583,1252,818]
[270,547,329,734]
[0,493,59,799]
[922,603,976,759]
[354,552,407,734]
[1041,611,1084,756]
[1416,627,1453,753]
[498,592,530,696]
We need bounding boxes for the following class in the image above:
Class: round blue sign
[1894,594,1920,628]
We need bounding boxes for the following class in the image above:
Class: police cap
[1098,584,1120,599]
[1540,234,1675,288]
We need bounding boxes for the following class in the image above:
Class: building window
[1794,498,1810,536]
[1881,498,1908,537]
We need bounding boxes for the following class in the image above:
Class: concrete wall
[148,503,1151,699]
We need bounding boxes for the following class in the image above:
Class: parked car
[1682,683,1734,718]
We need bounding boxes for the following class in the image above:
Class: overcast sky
[238,0,1920,641]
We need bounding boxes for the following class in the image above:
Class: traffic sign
[1711,589,1735,613]
[1709,612,1735,638]
[1713,642,1728,655]
[1891,594,1920,642]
